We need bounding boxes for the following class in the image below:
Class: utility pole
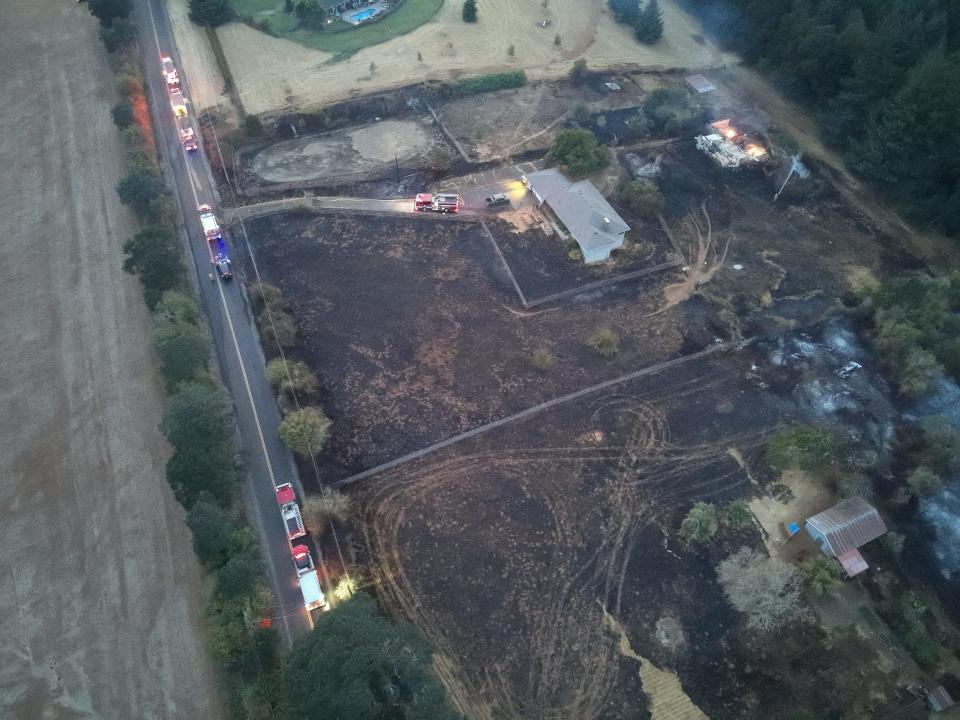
[395,153,400,194]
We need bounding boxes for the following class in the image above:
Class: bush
[278,407,332,455]
[619,180,664,218]
[257,308,298,348]
[462,0,477,22]
[571,103,590,126]
[115,72,144,99]
[302,490,352,535]
[189,0,233,27]
[186,500,237,566]
[722,500,752,530]
[906,466,942,498]
[586,327,620,357]
[798,556,843,597]
[162,381,235,449]
[569,58,589,85]
[155,290,200,326]
[881,531,906,559]
[429,70,527,100]
[111,100,134,129]
[678,501,719,542]
[248,282,283,311]
[89,0,133,26]
[166,441,241,508]
[266,358,319,396]
[765,424,842,473]
[99,17,137,52]
[216,551,261,598]
[544,128,609,178]
[242,114,265,138]
[643,87,696,135]
[835,474,874,501]
[116,166,166,216]
[529,348,556,371]
[153,323,211,386]
[122,226,185,308]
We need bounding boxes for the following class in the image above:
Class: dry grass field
[168,0,736,115]
[0,1,222,717]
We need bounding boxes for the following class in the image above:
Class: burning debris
[696,118,769,168]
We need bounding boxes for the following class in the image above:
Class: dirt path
[0,2,223,718]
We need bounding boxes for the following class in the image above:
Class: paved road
[137,0,314,643]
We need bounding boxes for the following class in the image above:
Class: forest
[685,0,960,237]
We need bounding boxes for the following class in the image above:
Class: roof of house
[806,497,887,556]
[928,686,956,711]
[524,169,629,254]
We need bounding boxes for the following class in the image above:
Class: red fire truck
[414,192,463,213]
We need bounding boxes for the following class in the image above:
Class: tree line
[683,0,960,237]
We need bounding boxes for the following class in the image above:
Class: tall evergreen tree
[462,0,477,23]
[634,0,663,44]
[188,0,233,27]
[608,0,639,24]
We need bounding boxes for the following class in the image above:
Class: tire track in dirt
[359,358,766,719]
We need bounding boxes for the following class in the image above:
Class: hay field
[183,0,735,115]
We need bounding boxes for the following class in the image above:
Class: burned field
[354,348,886,720]
[239,212,684,480]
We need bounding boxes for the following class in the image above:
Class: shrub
[643,87,696,135]
[881,531,906,559]
[257,308,298,348]
[678,501,719,542]
[166,439,241,508]
[154,291,200,326]
[798,556,843,597]
[906,466,942,498]
[99,17,137,52]
[189,0,233,27]
[161,381,235,449]
[569,58,589,85]
[765,424,842,472]
[835,474,874,501]
[186,500,237,566]
[153,323,211,386]
[242,114,265,138]
[265,358,319,396]
[111,100,134,129]
[586,328,620,357]
[429,70,527,100]
[278,407,332,455]
[116,166,166,216]
[529,348,556,371]
[302,490,352,535]
[89,0,133,26]
[122,225,185,308]
[572,103,590,126]
[619,180,664,218]
[722,500,752,530]
[115,72,144,99]
[216,551,261,599]
[545,128,609,178]
[248,282,283,311]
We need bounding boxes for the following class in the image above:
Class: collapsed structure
[696,118,769,168]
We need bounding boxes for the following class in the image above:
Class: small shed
[928,686,957,712]
[685,74,716,94]
[804,497,887,575]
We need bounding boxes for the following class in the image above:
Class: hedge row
[425,69,527,100]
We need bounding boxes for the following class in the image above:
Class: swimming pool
[350,7,379,22]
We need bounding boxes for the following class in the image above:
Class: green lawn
[231,0,444,55]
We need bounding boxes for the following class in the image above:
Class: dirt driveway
[0,2,222,718]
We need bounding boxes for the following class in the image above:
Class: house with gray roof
[522,168,630,264]
[804,497,887,577]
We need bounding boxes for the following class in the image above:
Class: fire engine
[414,192,463,213]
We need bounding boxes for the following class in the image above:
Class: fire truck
[414,192,463,213]
[170,89,187,117]
[275,483,306,540]
[197,204,222,242]
[177,117,198,152]
[161,56,179,90]
[291,545,326,612]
